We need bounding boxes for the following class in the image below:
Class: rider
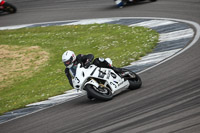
[62,50,122,87]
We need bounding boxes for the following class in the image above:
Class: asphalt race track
[0,0,200,133]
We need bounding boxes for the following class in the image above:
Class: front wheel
[84,84,113,101]
[121,68,142,90]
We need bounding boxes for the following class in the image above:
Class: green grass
[0,24,159,114]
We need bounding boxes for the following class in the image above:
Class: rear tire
[150,0,157,2]
[84,84,113,101]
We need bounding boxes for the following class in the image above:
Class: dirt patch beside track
[0,45,49,89]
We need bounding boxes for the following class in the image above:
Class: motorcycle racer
[0,0,17,13]
[62,50,122,87]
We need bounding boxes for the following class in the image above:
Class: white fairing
[72,64,130,95]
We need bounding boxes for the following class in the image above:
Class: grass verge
[0,24,159,114]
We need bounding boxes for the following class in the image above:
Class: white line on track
[159,28,194,42]
[128,49,181,66]
[0,24,33,30]
[129,20,177,28]
[61,18,119,26]
[27,89,85,106]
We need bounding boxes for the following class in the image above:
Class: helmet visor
[64,57,73,67]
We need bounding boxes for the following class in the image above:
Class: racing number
[110,82,117,88]
[75,77,80,83]
[98,70,106,78]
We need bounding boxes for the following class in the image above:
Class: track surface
[0,0,200,133]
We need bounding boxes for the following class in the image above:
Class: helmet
[62,50,76,68]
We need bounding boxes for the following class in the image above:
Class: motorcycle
[72,63,142,101]
[114,0,157,8]
[0,0,17,14]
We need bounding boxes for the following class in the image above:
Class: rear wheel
[84,84,113,101]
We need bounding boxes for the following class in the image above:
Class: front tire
[121,68,142,90]
[84,84,113,101]
[128,73,142,90]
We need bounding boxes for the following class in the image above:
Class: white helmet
[62,50,76,68]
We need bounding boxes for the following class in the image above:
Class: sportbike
[114,0,157,8]
[0,0,17,14]
[72,63,142,101]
